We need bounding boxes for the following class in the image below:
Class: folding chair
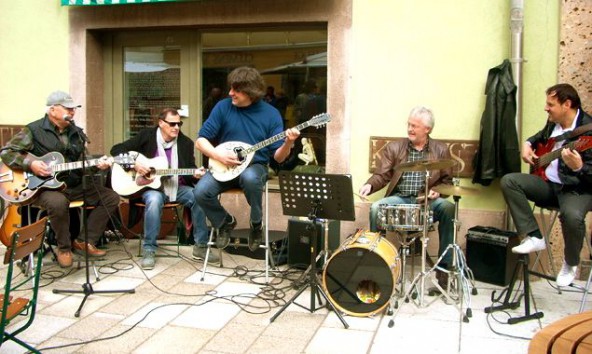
[0,216,48,353]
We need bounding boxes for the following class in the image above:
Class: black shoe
[248,222,263,252]
[428,270,449,296]
[216,215,236,250]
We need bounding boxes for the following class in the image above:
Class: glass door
[107,31,200,152]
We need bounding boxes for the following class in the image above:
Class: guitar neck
[51,157,103,173]
[537,141,577,168]
[153,168,199,176]
[239,121,313,158]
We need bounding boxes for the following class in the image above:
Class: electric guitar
[531,136,592,180]
[208,113,331,182]
[111,151,206,197]
[0,152,133,205]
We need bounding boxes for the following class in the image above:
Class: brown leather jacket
[365,138,453,197]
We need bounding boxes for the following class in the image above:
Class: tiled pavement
[0,235,590,354]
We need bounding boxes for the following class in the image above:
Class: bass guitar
[531,135,592,180]
[208,113,331,182]
[111,151,206,197]
[0,152,133,205]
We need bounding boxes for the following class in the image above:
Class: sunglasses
[161,120,183,127]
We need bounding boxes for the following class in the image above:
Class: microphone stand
[53,119,134,317]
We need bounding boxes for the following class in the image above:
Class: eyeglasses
[161,120,183,127]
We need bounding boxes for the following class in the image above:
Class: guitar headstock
[308,113,331,129]
[113,153,137,169]
[575,136,592,152]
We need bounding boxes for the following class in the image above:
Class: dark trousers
[34,183,120,251]
[500,172,592,266]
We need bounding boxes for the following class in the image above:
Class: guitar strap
[553,122,592,143]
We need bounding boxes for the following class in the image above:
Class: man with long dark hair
[194,67,300,252]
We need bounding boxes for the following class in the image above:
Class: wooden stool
[131,201,185,258]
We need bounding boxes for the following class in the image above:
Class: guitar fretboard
[153,168,200,176]
[51,158,105,173]
[239,121,314,158]
[535,141,577,168]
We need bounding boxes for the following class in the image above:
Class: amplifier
[288,219,340,269]
[466,226,520,286]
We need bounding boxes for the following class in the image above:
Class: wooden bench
[369,136,478,178]
[529,311,592,354]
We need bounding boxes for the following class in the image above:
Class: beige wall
[351,1,560,214]
[0,1,70,120]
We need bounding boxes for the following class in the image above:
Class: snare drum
[322,230,400,317]
[377,204,429,232]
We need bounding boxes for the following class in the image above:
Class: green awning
[61,0,196,5]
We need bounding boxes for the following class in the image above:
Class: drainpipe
[507,0,524,230]
[510,0,524,144]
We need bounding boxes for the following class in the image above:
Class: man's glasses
[161,120,183,127]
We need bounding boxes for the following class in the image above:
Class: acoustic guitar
[111,151,206,197]
[208,113,331,182]
[531,136,592,180]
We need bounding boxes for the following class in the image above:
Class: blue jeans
[194,163,268,228]
[141,185,208,252]
[369,195,455,266]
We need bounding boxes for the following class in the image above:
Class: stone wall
[559,0,592,111]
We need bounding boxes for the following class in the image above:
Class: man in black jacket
[111,108,214,269]
[0,90,119,268]
[501,83,592,287]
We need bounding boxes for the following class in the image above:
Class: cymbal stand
[424,192,478,352]
[388,169,434,327]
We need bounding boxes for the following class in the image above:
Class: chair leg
[532,207,560,292]
[201,228,223,281]
[579,237,592,312]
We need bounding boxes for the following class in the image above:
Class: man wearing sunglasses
[110,108,214,269]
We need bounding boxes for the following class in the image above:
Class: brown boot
[72,239,106,257]
[57,250,73,268]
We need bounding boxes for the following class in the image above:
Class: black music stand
[269,171,355,329]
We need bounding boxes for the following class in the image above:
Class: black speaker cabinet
[288,219,340,269]
[466,226,520,286]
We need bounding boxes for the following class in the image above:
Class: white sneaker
[511,236,546,254]
[556,261,577,287]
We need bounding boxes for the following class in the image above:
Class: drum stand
[387,170,435,326]
[390,231,421,307]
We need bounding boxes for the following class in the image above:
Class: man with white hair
[359,106,455,289]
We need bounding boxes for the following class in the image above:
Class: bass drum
[322,230,400,317]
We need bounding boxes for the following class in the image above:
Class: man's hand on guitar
[194,166,207,179]
[31,160,52,177]
[561,148,583,171]
[215,149,242,167]
[134,161,152,177]
[521,142,538,165]
[96,155,113,170]
[285,128,300,143]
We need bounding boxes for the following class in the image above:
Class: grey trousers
[500,172,592,266]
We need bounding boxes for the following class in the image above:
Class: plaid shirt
[393,140,429,196]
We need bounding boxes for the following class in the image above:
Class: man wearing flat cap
[0,90,120,267]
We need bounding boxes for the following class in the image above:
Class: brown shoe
[57,250,73,268]
[72,240,106,257]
